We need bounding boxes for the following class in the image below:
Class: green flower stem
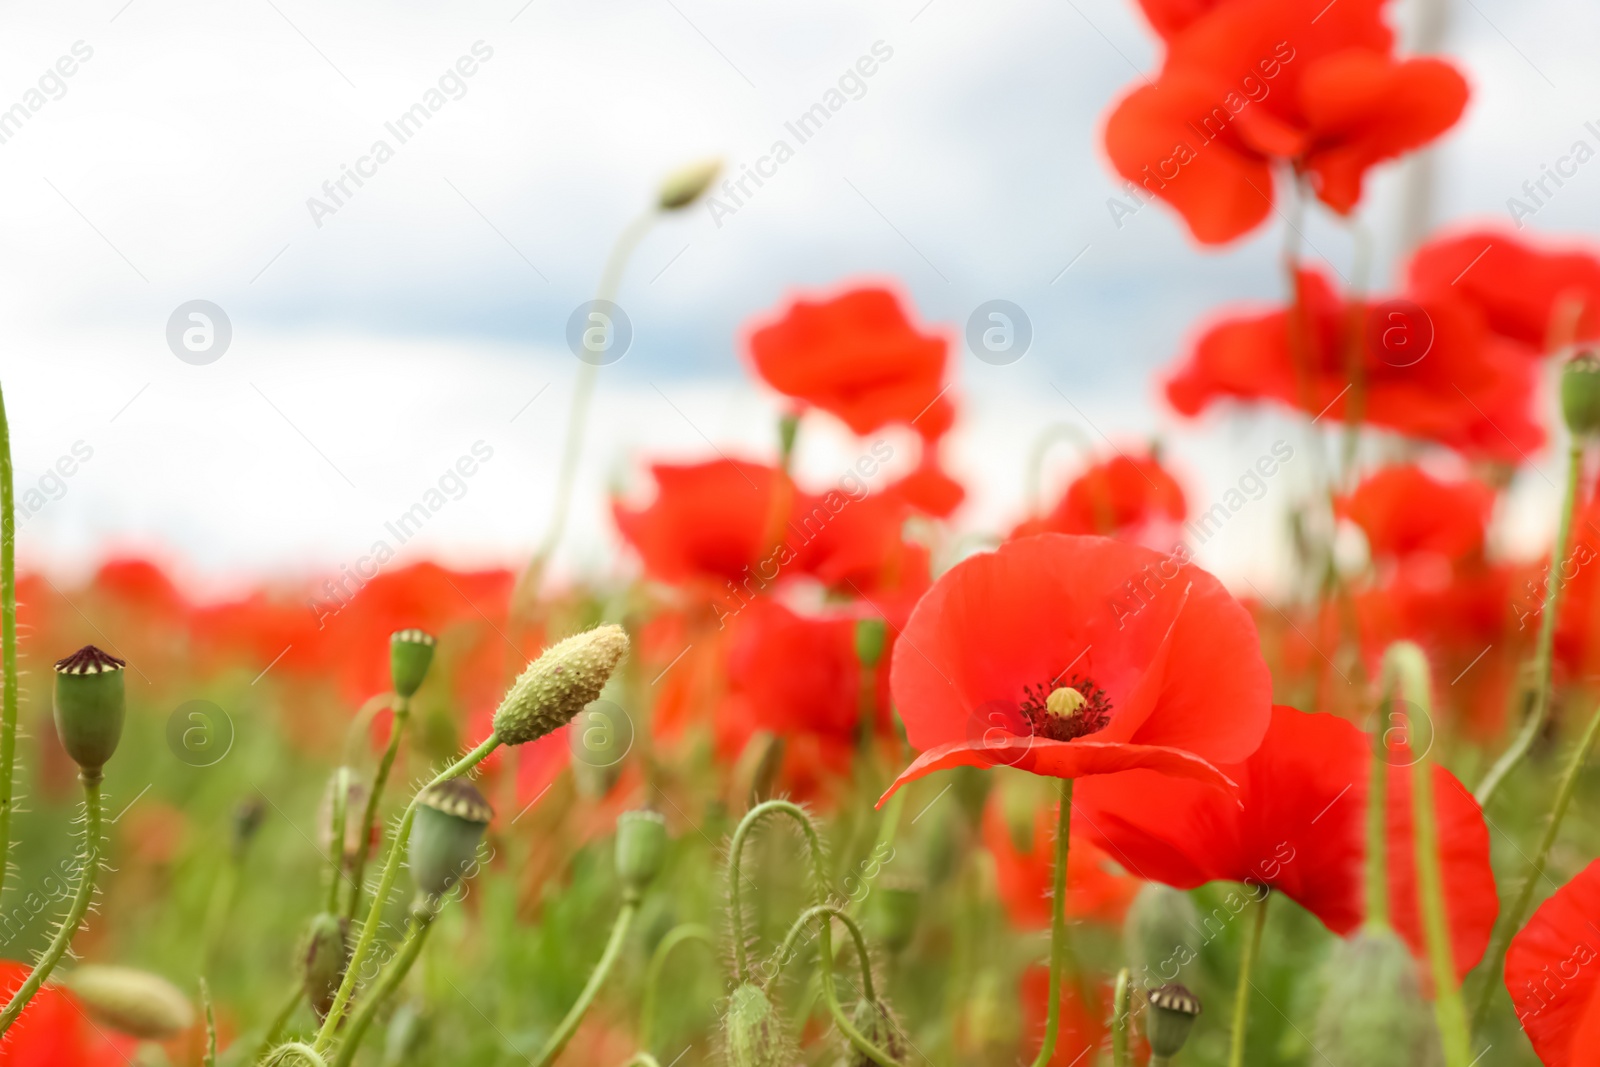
[1385,643,1471,1067]
[345,695,410,922]
[1227,890,1270,1067]
[1470,695,1600,1029]
[1476,441,1584,808]
[312,733,502,1054]
[727,800,828,984]
[771,905,877,1001]
[249,983,304,1067]
[1029,778,1074,1067]
[0,384,17,917]
[0,774,103,1037]
[1111,967,1132,1067]
[782,905,901,1067]
[326,767,352,914]
[639,923,713,1052]
[530,901,638,1067]
[201,978,217,1067]
[333,903,437,1067]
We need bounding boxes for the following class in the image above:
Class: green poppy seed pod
[614,809,667,902]
[1143,984,1201,1060]
[58,965,194,1040]
[52,645,126,779]
[1313,930,1443,1066]
[854,617,888,670]
[658,158,721,210]
[724,982,790,1067]
[846,998,908,1067]
[1563,351,1600,438]
[389,628,437,699]
[302,912,351,1022]
[491,625,630,746]
[409,777,493,901]
[1125,882,1204,989]
[866,879,921,954]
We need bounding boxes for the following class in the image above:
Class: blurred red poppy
[613,459,792,589]
[982,793,1138,928]
[1106,0,1467,244]
[1012,453,1186,545]
[888,448,966,519]
[1407,229,1600,353]
[1075,706,1498,983]
[1166,269,1543,462]
[0,961,138,1065]
[745,286,954,437]
[878,534,1272,804]
[1506,859,1600,1067]
[1336,464,1495,563]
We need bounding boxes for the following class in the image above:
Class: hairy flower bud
[302,912,351,1022]
[658,158,721,211]
[58,965,194,1039]
[614,809,667,902]
[409,777,493,901]
[1144,983,1201,1059]
[389,628,437,699]
[1125,883,1203,989]
[724,982,790,1067]
[1562,351,1600,438]
[492,625,630,745]
[846,998,907,1067]
[52,645,126,778]
[1313,930,1443,1066]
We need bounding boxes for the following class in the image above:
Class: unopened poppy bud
[390,628,436,699]
[58,965,194,1040]
[1144,984,1201,1059]
[855,617,888,670]
[492,625,630,745]
[409,777,493,901]
[846,998,907,1067]
[614,809,667,902]
[1563,351,1600,438]
[317,769,372,868]
[658,158,721,211]
[52,645,126,779]
[1313,930,1442,1066]
[1125,883,1203,988]
[301,912,351,1022]
[866,879,921,954]
[724,982,790,1067]
[1045,687,1087,718]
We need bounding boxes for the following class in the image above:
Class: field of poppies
[3,0,1599,1065]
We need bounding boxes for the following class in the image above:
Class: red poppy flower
[1012,453,1186,545]
[613,459,792,588]
[0,961,138,1065]
[1105,0,1467,243]
[1018,967,1107,1067]
[982,792,1138,928]
[1407,229,1600,353]
[1075,706,1498,983]
[888,448,966,518]
[1505,859,1600,1067]
[878,534,1272,804]
[1133,0,1226,42]
[1336,464,1495,563]
[745,286,955,437]
[1166,269,1543,462]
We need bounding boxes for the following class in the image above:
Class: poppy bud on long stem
[492,625,630,745]
[52,645,126,780]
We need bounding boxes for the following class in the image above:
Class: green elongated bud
[846,998,908,1067]
[658,158,721,210]
[58,965,194,1039]
[318,768,371,868]
[866,878,921,955]
[614,809,667,902]
[1125,883,1203,990]
[302,912,351,1022]
[389,628,437,699]
[492,625,630,745]
[1144,984,1201,1059]
[1562,350,1600,437]
[854,617,887,670]
[409,777,493,901]
[1313,930,1443,1066]
[52,645,126,778]
[724,982,790,1067]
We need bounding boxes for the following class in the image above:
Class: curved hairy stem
[778,905,900,1067]
[346,695,410,922]
[639,923,713,1052]
[0,384,17,916]
[1111,967,1132,1067]
[1228,891,1270,1067]
[332,904,437,1067]
[727,799,828,984]
[770,905,876,1001]
[1477,441,1583,807]
[1471,695,1600,1029]
[312,734,501,1053]
[0,774,103,1037]
[1029,778,1074,1067]
[265,1042,329,1066]
[530,902,638,1067]
[247,982,304,1067]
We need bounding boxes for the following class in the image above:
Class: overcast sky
[0,0,1592,596]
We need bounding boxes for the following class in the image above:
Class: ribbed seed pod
[1313,929,1443,1066]
[1562,351,1600,437]
[302,912,351,1022]
[52,645,126,777]
[846,997,907,1067]
[58,965,194,1039]
[389,629,437,699]
[724,982,790,1067]
[409,777,493,901]
[1144,984,1202,1060]
[492,625,629,745]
